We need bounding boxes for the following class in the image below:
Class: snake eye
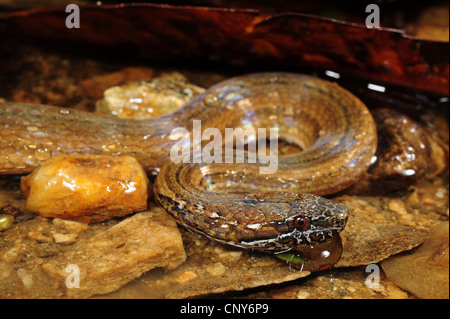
[294,216,310,231]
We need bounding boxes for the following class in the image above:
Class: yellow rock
[21,155,149,223]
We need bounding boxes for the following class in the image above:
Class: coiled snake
[0,73,377,270]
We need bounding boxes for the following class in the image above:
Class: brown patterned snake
[0,73,377,270]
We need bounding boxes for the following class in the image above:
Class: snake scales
[0,73,377,270]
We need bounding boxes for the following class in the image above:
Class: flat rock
[42,209,186,298]
[335,196,429,267]
[0,206,186,298]
[381,221,449,299]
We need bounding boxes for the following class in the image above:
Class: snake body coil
[0,73,377,270]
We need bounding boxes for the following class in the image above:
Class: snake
[0,72,377,271]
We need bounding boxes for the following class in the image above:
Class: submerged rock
[381,222,449,299]
[96,72,205,119]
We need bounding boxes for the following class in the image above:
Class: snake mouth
[235,225,343,253]
[276,234,344,271]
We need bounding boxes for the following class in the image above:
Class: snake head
[287,194,348,245]
[273,193,348,271]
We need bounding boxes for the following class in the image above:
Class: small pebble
[0,262,11,279]
[206,262,226,276]
[297,291,310,299]
[218,251,243,260]
[435,188,446,199]
[27,231,52,243]
[17,268,33,289]
[52,232,78,245]
[347,286,356,293]
[388,199,408,215]
[175,271,198,284]
[52,218,89,234]
[0,214,14,231]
